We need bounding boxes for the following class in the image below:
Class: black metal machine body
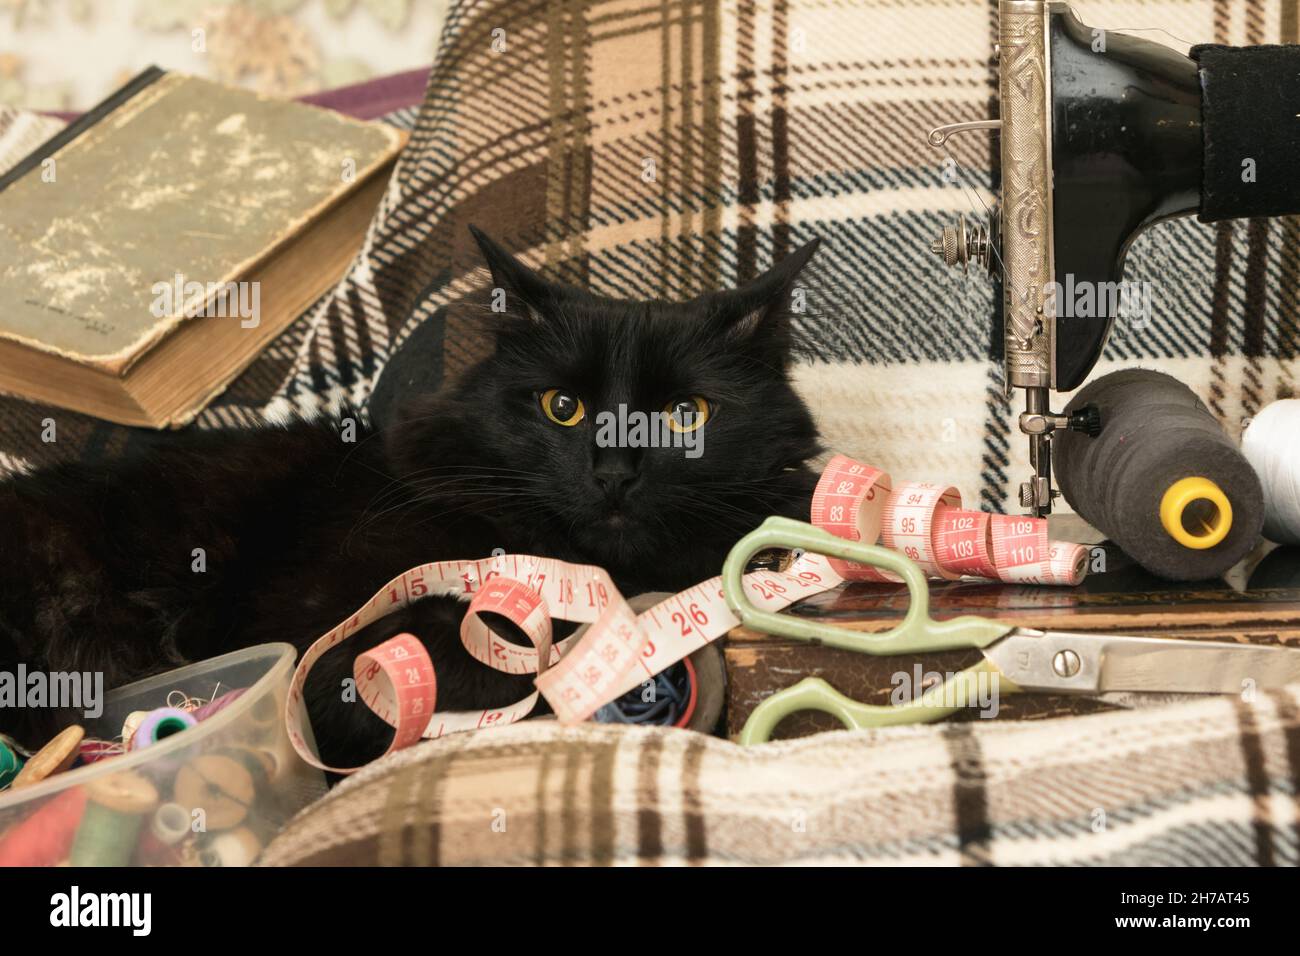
[928,1,1300,515]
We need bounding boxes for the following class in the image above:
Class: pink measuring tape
[287,453,1089,773]
[808,455,1087,587]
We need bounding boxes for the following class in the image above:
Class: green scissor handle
[737,662,1018,744]
[723,517,1011,654]
[722,516,1019,744]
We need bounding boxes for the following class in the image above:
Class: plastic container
[0,643,326,867]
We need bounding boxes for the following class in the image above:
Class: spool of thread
[0,739,23,788]
[153,802,192,845]
[191,687,248,721]
[129,707,198,751]
[132,803,192,866]
[77,739,122,764]
[0,786,88,866]
[1054,369,1265,581]
[1242,399,1300,546]
[69,772,159,867]
[121,710,150,744]
[198,826,263,867]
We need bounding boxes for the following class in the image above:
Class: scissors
[724,517,1300,744]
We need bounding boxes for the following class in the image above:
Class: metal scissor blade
[984,629,1300,696]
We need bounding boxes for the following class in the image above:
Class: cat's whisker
[354,471,549,523]
[401,497,556,533]
[398,464,547,479]
[348,483,548,542]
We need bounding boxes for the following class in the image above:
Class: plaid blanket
[2,0,1296,511]
[4,1,1299,865]
[259,688,1300,865]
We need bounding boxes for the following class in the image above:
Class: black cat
[0,227,822,766]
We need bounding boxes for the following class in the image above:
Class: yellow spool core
[1159,476,1232,550]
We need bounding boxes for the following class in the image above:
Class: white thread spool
[121,710,150,748]
[1242,399,1300,545]
[199,827,263,867]
[152,802,191,846]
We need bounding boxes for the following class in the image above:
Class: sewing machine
[927,0,1300,516]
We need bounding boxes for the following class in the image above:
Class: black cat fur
[0,227,822,767]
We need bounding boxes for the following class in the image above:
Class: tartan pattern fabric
[1,0,1296,515]
[3,1,1299,866]
[260,686,1300,866]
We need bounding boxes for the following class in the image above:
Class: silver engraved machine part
[927,1,1064,517]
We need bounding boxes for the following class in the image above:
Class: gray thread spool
[1053,369,1264,581]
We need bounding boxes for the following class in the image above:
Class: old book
[0,70,406,427]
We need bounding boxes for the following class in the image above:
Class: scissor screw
[1052,649,1081,678]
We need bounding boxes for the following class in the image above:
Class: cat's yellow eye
[540,388,585,426]
[665,396,711,433]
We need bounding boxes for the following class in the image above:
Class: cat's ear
[468,224,550,321]
[711,237,821,357]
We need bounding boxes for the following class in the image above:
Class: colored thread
[130,707,198,751]
[594,660,693,726]
[152,802,191,845]
[0,732,30,758]
[69,773,158,867]
[0,739,23,788]
[673,657,699,729]
[70,799,146,867]
[167,683,234,714]
[133,827,183,867]
[133,803,192,866]
[78,739,125,764]
[121,710,150,745]
[167,688,204,711]
[1054,369,1265,581]
[1242,399,1300,545]
[0,786,87,866]
[191,687,248,721]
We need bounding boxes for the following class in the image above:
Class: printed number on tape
[287,454,1086,773]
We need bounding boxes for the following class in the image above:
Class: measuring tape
[808,455,1087,586]
[287,454,1087,773]
[286,552,835,773]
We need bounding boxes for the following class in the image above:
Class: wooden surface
[724,542,1300,740]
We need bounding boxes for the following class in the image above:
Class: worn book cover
[0,70,405,425]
